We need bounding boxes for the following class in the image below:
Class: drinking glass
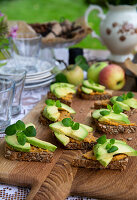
[10,33,41,73]
[0,69,26,116]
[0,77,15,133]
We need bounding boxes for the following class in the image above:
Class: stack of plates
[0,59,56,90]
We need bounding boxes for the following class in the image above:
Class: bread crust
[5,144,53,163]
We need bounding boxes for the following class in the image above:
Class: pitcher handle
[85,5,105,41]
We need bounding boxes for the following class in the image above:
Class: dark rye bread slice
[39,110,71,125]
[93,118,137,135]
[47,91,73,106]
[94,100,137,117]
[77,87,112,101]
[64,133,97,150]
[72,153,128,171]
[5,144,53,163]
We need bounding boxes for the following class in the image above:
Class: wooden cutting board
[0,92,137,200]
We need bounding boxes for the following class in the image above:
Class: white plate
[24,78,54,90]
[25,74,55,84]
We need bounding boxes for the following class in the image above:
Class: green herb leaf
[55,73,68,83]
[100,110,110,116]
[62,118,73,127]
[127,92,134,99]
[107,104,112,111]
[15,120,25,131]
[107,145,118,153]
[113,103,123,114]
[72,122,79,130]
[116,96,124,102]
[97,135,107,144]
[75,55,89,71]
[56,100,61,108]
[24,126,36,137]
[5,124,16,135]
[122,93,127,100]
[106,143,112,150]
[110,138,115,144]
[45,99,55,106]
[17,133,26,145]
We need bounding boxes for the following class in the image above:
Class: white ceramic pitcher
[85,4,137,62]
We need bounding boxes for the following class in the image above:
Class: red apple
[99,64,125,90]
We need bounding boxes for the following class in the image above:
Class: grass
[0,0,106,49]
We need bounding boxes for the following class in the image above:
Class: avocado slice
[5,135,31,152]
[83,80,105,92]
[59,103,76,114]
[54,132,70,146]
[26,137,57,152]
[43,105,60,122]
[50,83,75,93]
[93,140,137,167]
[99,112,130,124]
[123,98,137,109]
[81,86,93,94]
[110,96,130,111]
[53,86,76,98]
[92,109,110,119]
[49,122,88,141]
[80,124,93,132]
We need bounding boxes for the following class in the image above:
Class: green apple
[99,64,125,90]
[87,62,108,83]
[63,65,84,86]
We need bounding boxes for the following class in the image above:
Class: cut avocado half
[110,96,130,111]
[83,80,105,92]
[49,122,88,141]
[43,105,60,122]
[92,109,110,119]
[26,137,57,152]
[98,112,130,124]
[93,140,137,167]
[81,86,93,94]
[53,86,76,98]
[54,132,70,146]
[5,135,30,152]
[50,83,75,93]
[59,103,76,114]
[123,98,137,109]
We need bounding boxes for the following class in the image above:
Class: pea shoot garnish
[5,120,36,146]
[116,92,134,102]
[62,118,80,130]
[97,135,107,144]
[45,99,62,108]
[113,103,123,114]
[107,146,118,153]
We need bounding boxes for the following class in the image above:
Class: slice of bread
[77,87,112,101]
[47,91,73,106]
[5,143,53,163]
[39,110,71,125]
[93,118,137,135]
[72,152,128,171]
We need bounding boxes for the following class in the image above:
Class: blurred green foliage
[0,0,107,49]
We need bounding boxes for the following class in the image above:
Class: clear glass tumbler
[10,33,41,74]
[0,69,26,116]
[0,77,15,133]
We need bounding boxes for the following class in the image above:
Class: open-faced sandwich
[94,92,137,117]
[47,82,76,106]
[92,103,137,134]
[77,80,112,100]
[49,118,97,150]
[72,135,137,171]
[4,120,57,162]
[39,99,76,125]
